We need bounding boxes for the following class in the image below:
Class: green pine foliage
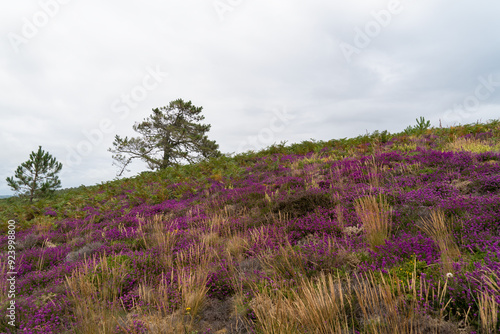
[5,146,62,202]
[109,98,221,176]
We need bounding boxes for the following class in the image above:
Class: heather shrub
[273,190,332,219]
[297,236,359,275]
[475,174,500,194]
[10,290,73,333]
[206,259,235,300]
[476,151,500,162]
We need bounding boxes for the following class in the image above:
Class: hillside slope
[1,119,499,333]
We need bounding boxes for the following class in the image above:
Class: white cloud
[1,0,500,194]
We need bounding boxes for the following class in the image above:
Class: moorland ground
[1,119,499,333]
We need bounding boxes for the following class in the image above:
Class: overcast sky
[1,0,500,195]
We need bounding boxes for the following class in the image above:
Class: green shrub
[403,117,431,135]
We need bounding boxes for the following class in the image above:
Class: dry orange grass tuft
[444,137,497,153]
[250,268,453,334]
[364,155,382,189]
[477,270,499,333]
[176,243,214,321]
[32,216,56,234]
[136,214,179,268]
[225,233,249,261]
[64,252,130,333]
[418,209,461,274]
[354,194,393,250]
[257,238,307,281]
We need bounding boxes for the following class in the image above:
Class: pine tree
[6,146,63,202]
[109,99,221,176]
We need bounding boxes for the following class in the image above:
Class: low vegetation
[1,118,499,333]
